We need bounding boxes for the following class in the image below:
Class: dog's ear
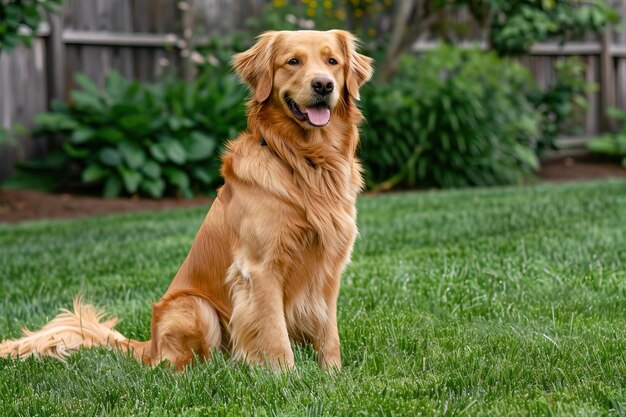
[232,31,278,103]
[332,30,373,101]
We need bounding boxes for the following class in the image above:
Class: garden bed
[538,155,626,182]
[1,156,624,224]
[0,189,211,224]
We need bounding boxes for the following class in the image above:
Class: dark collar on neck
[258,136,316,169]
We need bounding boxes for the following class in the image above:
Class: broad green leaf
[74,73,101,96]
[179,186,193,199]
[149,143,167,162]
[81,164,109,183]
[105,70,129,100]
[71,128,94,144]
[99,147,122,167]
[119,167,142,194]
[168,118,183,131]
[164,167,190,190]
[118,141,146,169]
[33,113,79,132]
[160,137,187,164]
[185,132,216,161]
[71,90,105,113]
[142,161,161,179]
[103,175,122,198]
[140,178,166,198]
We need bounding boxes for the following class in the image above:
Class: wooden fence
[1,0,626,180]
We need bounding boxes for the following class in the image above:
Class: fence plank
[615,0,626,112]
[601,29,617,131]
[586,56,600,136]
[0,40,49,180]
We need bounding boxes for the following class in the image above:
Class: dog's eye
[288,58,299,65]
[328,58,338,65]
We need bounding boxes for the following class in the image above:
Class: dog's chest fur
[223,133,361,339]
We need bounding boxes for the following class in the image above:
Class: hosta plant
[6,68,247,198]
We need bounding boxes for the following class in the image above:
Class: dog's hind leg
[150,294,222,371]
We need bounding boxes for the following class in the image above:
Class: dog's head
[233,30,373,128]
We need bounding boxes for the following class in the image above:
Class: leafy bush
[587,108,626,169]
[360,45,540,190]
[488,0,618,55]
[7,68,247,198]
[0,0,63,52]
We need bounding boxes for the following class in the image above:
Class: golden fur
[0,30,373,370]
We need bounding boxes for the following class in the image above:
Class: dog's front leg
[313,277,342,370]
[315,313,341,370]
[227,258,294,369]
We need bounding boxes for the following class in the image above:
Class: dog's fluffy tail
[0,297,131,361]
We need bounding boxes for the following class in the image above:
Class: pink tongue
[304,106,330,126]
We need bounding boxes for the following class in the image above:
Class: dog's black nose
[312,77,334,96]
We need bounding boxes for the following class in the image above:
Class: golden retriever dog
[0,30,373,370]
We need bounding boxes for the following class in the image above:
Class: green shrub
[360,45,540,190]
[488,0,618,56]
[0,0,63,52]
[587,107,626,169]
[6,68,247,198]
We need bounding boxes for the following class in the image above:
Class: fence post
[600,27,617,132]
[46,11,66,105]
[616,0,626,112]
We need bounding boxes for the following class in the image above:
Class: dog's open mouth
[285,96,331,127]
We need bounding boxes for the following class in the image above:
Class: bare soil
[538,155,626,183]
[1,156,624,224]
[0,189,212,224]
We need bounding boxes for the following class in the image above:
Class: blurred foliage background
[2,0,620,197]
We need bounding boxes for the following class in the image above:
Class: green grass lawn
[1,179,625,416]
